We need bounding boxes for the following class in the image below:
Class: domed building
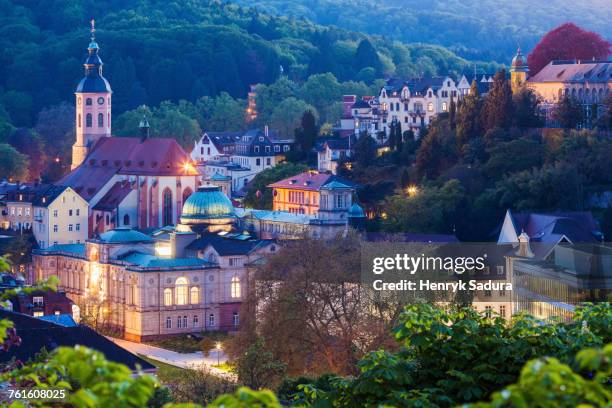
[179,186,236,232]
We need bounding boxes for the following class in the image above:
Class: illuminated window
[230,276,241,298]
[190,286,200,304]
[175,277,188,305]
[442,102,448,112]
[163,288,172,306]
[427,102,434,112]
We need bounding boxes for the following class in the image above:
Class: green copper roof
[99,228,153,243]
[322,180,353,189]
[181,185,236,223]
[119,252,212,269]
[348,203,366,218]
[210,172,231,181]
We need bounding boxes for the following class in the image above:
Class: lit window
[230,276,241,298]
[442,102,448,112]
[190,286,199,304]
[164,288,172,306]
[175,277,188,305]
[427,102,434,112]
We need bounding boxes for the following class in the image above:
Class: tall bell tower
[72,19,112,170]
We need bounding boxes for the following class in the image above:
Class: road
[108,337,235,380]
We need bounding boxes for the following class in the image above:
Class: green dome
[348,203,366,218]
[180,185,236,225]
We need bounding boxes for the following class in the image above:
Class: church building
[62,22,199,236]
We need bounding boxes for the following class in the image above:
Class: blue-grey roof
[75,75,112,93]
[185,232,272,255]
[119,252,213,269]
[236,208,313,225]
[210,172,232,181]
[40,243,86,257]
[38,314,78,327]
[98,228,153,243]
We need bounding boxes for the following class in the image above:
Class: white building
[33,186,89,249]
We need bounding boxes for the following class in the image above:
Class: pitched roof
[92,181,133,211]
[507,211,601,244]
[529,61,611,83]
[0,310,155,371]
[31,185,70,207]
[203,132,242,151]
[268,171,358,191]
[98,227,153,243]
[185,232,271,255]
[61,137,197,201]
[118,252,214,269]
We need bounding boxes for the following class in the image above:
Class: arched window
[165,316,171,329]
[162,188,173,226]
[182,187,193,204]
[163,288,172,306]
[175,277,188,305]
[231,276,241,298]
[86,113,92,128]
[123,214,130,226]
[190,286,199,304]
[98,113,104,127]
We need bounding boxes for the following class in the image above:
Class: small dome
[180,185,236,225]
[511,47,529,72]
[348,203,366,218]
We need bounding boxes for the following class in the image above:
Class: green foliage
[294,303,612,407]
[382,179,465,234]
[3,346,157,407]
[0,143,29,181]
[353,133,377,167]
[481,70,514,132]
[554,95,585,129]
[234,338,287,390]
[469,344,612,407]
[243,162,308,209]
[270,98,317,139]
[208,387,281,408]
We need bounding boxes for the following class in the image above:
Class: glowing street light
[215,342,222,365]
[406,185,419,197]
[182,161,194,173]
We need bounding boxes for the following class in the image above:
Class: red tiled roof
[92,181,133,211]
[61,137,198,201]
[268,171,356,192]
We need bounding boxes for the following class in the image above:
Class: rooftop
[268,171,358,192]
[98,227,154,244]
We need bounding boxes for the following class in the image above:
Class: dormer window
[259,136,264,142]
[254,146,259,153]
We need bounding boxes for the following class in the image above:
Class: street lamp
[215,342,222,365]
[406,185,419,197]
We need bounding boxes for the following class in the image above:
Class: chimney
[139,116,150,142]
[264,125,269,137]
[516,231,534,258]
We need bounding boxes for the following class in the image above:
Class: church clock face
[97,97,105,105]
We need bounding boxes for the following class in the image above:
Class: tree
[528,23,611,76]
[449,94,456,130]
[270,97,317,139]
[234,337,287,389]
[483,138,544,178]
[354,39,382,75]
[481,70,514,132]
[394,120,403,152]
[554,94,584,129]
[415,119,457,179]
[382,179,465,233]
[513,86,542,129]
[596,93,612,131]
[456,81,482,149]
[294,110,318,152]
[0,143,28,181]
[243,162,308,209]
[353,132,377,167]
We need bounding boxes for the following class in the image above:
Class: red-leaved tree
[528,23,610,75]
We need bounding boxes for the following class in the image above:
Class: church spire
[84,19,103,77]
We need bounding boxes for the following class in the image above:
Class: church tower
[510,46,529,93]
[72,20,112,170]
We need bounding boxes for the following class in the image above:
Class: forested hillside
[0,0,498,128]
[234,0,612,63]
